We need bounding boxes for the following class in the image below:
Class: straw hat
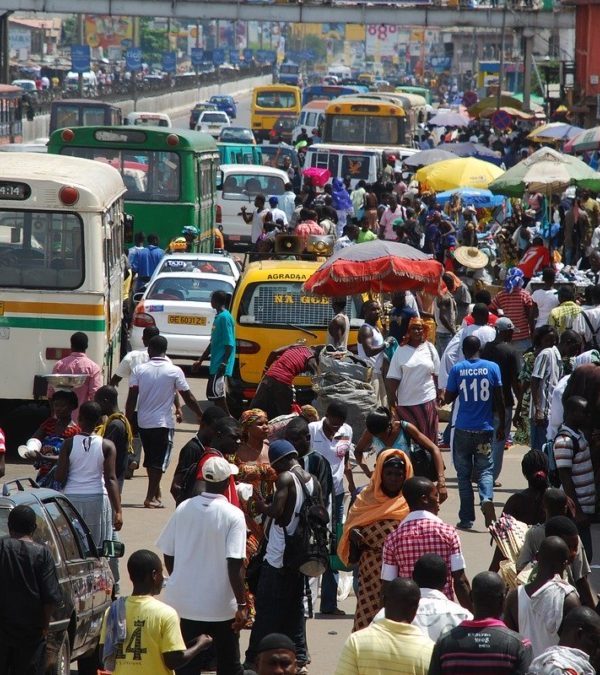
[453,246,489,270]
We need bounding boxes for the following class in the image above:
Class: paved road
[7,366,599,673]
[173,90,256,135]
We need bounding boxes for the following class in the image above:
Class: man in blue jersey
[444,335,505,531]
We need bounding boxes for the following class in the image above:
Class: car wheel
[51,633,71,675]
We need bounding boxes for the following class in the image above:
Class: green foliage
[140,18,168,64]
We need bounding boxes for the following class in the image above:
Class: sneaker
[456,521,474,530]
[481,500,497,527]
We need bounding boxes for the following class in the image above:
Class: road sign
[463,90,478,108]
[212,48,225,66]
[162,51,177,73]
[491,108,512,131]
[125,48,142,71]
[70,45,90,74]
[243,48,254,62]
[191,47,204,67]
[230,50,240,65]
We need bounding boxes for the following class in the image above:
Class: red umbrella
[302,241,443,296]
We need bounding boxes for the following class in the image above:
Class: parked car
[189,102,218,130]
[12,78,37,95]
[0,478,124,675]
[218,126,256,144]
[196,110,231,138]
[130,272,236,359]
[209,94,237,120]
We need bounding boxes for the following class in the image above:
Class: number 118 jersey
[446,358,502,432]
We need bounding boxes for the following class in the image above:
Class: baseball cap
[202,456,239,482]
[268,196,279,206]
[268,439,298,466]
[495,316,515,332]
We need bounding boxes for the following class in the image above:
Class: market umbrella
[415,157,504,192]
[438,142,503,165]
[527,122,585,142]
[488,146,600,197]
[564,126,600,154]
[428,111,470,128]
[302,240,443,296]
[435,187,505,208]
[403,148,458,168]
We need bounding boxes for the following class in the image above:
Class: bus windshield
[327,116,402,145]
[60,147,180,202]
[0,210,83,289]
[256,91,297,109]
[280,65,299,75]
[238,281,360,328]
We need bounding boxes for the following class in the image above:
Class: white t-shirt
[357,324,385,374]
[157,493,246,622]
[386,342,439,406]
[530,346,562,419]
[130,357,189,428]
[531,288,559,327]
[309,420,353,496]
[251,208,266,244]
[115,348,150,379]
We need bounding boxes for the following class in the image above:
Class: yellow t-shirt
[100,595,186,674]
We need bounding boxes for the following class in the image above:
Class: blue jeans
[492,407,512,481]
[436,332,453,358]
[453,428,494,524]
[320,492,345,612]
[530,419,549,452]
[246,562,307,666]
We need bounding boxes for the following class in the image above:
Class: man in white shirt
[531,268,559,329]
[309,402,353,615]
[267,196,289,227]
[333,223,359,252]
[379,195,405,241]
[280,183,296,223]
[374,553,472,640]
[157,456,247,675]
[126,335,203,509]
[241,194,267,245]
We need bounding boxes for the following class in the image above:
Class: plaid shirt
[382,511,466,600]
[548,302,582,335]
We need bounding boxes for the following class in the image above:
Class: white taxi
[130,272,236,359]
[196,110,231,138]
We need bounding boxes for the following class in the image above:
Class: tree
[140,18,168,64]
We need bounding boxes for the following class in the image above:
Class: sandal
[144,500,165,509]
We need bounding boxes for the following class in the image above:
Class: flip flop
[144,500,165,509]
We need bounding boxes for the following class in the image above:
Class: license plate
[229,235,240,241]
[168,315,207,326]
[0,327,8,339]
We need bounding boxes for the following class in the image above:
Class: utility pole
[0,11,12,85]
[522,28,534,111]
[496,2,507,110]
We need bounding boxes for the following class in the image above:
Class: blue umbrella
[403,148,458,168]
[435,187,505,208]
[438,142,503,166]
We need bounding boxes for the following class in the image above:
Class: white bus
[0,153,126,449]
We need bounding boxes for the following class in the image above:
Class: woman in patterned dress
[337,448,413,631]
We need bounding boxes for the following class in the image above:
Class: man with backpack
[574,284,600,350]
[245,440,327,675]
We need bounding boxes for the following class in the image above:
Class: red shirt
[266,346,314,386]
[518,245,551,279]
[490,289,534,341]
[195,451,240,507]
[464,313,498,326]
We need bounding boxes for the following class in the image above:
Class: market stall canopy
[479,106,541,121]
[469,95,544,118]
[428,111,470,128]
[488,146,600,197]
[435,187,505,208]
[438,142,503,165]
[403,148,458,168]
[302,240,443,296]
[527,122,584,142]
[564,126,600,154]
[416,157,504,192]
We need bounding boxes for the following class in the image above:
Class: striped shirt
[428,618,532,674]
[490,289,533,341]
[334,619,434,675]
[554,425,596,514]
[266,346,314,386]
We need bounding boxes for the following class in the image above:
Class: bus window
[54,104,79,129]
[341,155,370,180]
[61,147,180,202]
[256,91,297,108]
[0,211,83,289]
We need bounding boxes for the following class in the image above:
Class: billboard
[85,15,133,50]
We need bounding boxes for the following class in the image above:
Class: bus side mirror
[124,214,134,243]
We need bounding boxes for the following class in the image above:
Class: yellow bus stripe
[0,301,104,316]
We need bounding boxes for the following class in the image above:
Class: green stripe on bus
[0,317,106,331]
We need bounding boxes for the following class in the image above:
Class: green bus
[395,86,432,105]
[47,126,220,251]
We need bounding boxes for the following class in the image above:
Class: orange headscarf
[337,448,413,565]
[400,317,430,346]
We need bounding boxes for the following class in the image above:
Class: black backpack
[580,311,600,350]
[283,468,330,577]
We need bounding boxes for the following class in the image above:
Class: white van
[217,164,289,249]
[292,100,329,144]
[125,111,172,127]
[304,143,383,188]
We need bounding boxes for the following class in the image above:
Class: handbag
[246,535,267,595]
[399,421,436,481]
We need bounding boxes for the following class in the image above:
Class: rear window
[158,257,234,276]
[256,91,297,109]
[238,281,361,328]
[202,113,228,123]
[222,173,285,197]
[147,276,233,302]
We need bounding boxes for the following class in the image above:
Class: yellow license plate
[168,315,207,326]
